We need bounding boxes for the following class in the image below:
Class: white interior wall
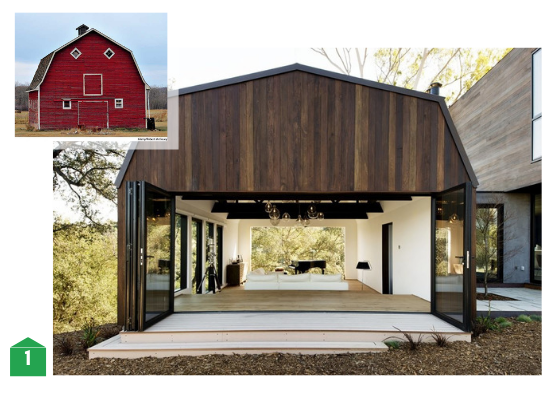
[237,218,358,279]
[175,198,431,299]
[356,197,431,301]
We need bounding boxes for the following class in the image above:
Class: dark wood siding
[450,48,541,192]
[123,70,471,194]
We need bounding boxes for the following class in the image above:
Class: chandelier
[265,200,324,226]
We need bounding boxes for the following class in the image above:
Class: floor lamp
[356,261,371,291]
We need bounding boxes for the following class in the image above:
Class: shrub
[493,317,512,329]
[391,327,424,351]
[58,336,74,356]
[472,315,498,337]
[529,314,542,322]
[384,340,400,350]
[516,314,533,323]
[431,328,452,347]
[80,318,101,350]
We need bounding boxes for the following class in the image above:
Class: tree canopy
[53,142,127,231]
[311,48,511,104]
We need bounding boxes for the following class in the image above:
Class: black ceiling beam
[182,193,414,201]
[226,212,369,220]
[212,201,383,214]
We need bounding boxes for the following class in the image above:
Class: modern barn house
[91,64,480,358]
[27,25,150,130]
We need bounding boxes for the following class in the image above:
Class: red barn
[27,24,151,130]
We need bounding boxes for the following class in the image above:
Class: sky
[4,0,559,393]
[15,13,167,87]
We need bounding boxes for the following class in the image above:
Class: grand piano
[289,260,326,274]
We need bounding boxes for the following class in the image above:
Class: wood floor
[174,280,430,313]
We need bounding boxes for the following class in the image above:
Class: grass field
[15,109,168,137]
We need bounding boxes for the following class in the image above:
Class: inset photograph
[15,13,167,137]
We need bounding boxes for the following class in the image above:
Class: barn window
[71,48,82,59]
[104,48,115,59]
[63,100,71,109]
[83,74,103,96]
[115,98,124,109]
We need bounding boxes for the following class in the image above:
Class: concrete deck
[476,287,541,317]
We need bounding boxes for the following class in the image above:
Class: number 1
[25,350,30,365]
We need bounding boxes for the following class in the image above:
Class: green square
[10,338,46,376]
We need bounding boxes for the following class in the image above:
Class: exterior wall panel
[123,71,472,194]
[450,48,541,192]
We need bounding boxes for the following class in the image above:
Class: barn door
[125,181,175,331]
[78,101,109,129]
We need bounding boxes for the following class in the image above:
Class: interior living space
[99,63,481,357]
[170,196,435,312]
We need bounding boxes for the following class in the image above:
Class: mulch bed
[476,293,517,301]
[53,318,541,375]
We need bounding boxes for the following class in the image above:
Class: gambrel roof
[116,63,478,190]
[26,27,150,92]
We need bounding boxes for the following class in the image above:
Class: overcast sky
[15,13,167,86]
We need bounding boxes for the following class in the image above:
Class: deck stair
[89,312,470,359]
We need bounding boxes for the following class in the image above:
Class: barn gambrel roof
[115,63,478,189]
[26,27,150,92]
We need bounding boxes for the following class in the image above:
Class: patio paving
[476,287,541,316]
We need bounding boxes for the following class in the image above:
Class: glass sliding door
[144,186,173,324]
[433,183,473,330]
[175,214,188,291]
[216,225,224,287]
[532,193,542,284]
[124,181,174,331]
[191,219,203,294]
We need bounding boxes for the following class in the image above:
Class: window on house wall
[71,48,81,59]
[104,48,115,59]
[115,98,124,109]
[62,100,71,109]
[532,49,542,161]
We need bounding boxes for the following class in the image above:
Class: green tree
[53,142,127,231]
[251,227,346,277]
[311,48,511,104]
[53,220,118,333]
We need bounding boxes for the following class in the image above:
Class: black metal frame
[216,225,224,287]
[124,181,175,331]
[382,222,393,294]
[530,192,542,284]
[531,48,542,163]
[175,214,189,292]
[431,182,474,332]
[192,218,204,294]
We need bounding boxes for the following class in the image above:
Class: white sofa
[244,272,349,291]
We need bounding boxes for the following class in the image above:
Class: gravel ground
[53,318,541,375]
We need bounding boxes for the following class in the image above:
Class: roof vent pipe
[76,24,89,36]
[428,82,442,96]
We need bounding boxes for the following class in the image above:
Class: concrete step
[119,329,429,344]
[89,335,389,358]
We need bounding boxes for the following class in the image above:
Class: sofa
[244,271,349,291]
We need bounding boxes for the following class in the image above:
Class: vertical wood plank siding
[124,71,471,194]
